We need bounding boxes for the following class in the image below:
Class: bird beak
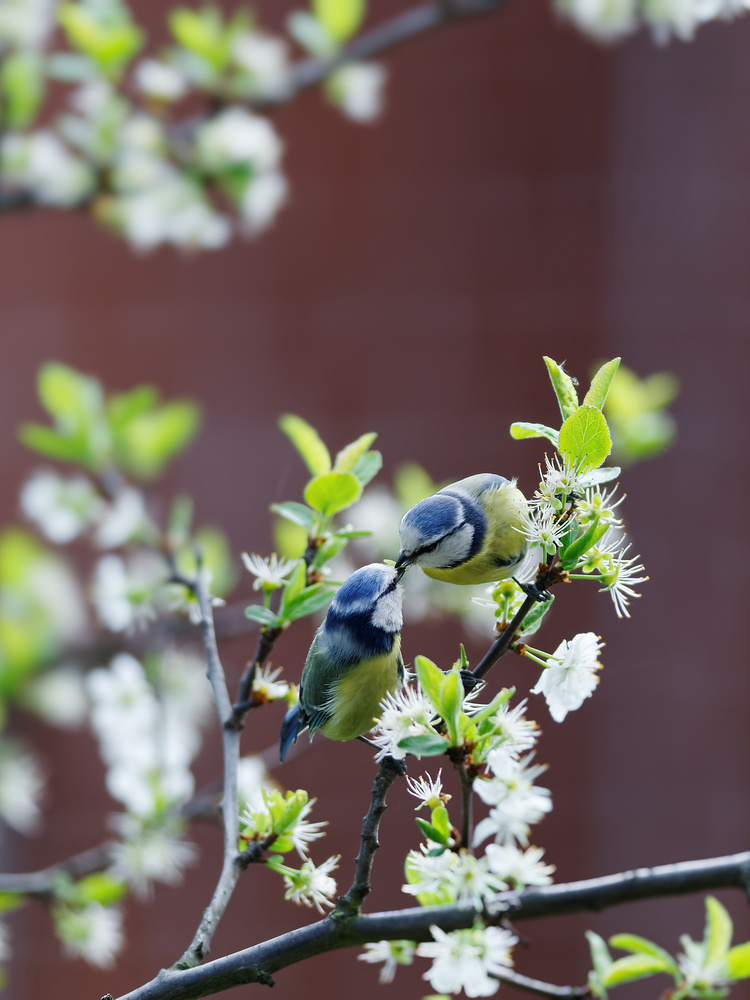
[394,553,411,582]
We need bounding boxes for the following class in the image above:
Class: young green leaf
[279,560,306,610]
[603,954,673,987]
[0,52,44,128]
[509,421,560,447]
[544,357,579,421]
[351,449,382,487]
[586,930,613,980]
[333,431,377,473]
[609,935,680,980]
[281,586,333,622]
[704,896,733,968]
[313,0,366,42]
[279,414,331,476]
[518,596,554,638]
[18,424,89,465]
[439,668,463,744]
[725,941,750,980]
[398,733,448,756]
[304,471,361,516]
[559,405,612,472]
[560,519,608,570]
[271,501,316,531]
[414,656,445,712]
[115,401,201,479]
[583,358,621,411]
[245,605,282,628]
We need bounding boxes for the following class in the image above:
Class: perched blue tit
[394,474,530,585]
[280,563,404,761]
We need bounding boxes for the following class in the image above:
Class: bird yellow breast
[423,486,529,585]
[320,639,402,742]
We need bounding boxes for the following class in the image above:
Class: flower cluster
[556,0,750,43]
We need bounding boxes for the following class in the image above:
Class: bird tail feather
[280,704,301,762]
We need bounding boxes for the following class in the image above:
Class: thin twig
[109,851,750,1000]
[335,757,406,917]
[231,625,283,728]
[173,569,243,970]
[493,969,589,998]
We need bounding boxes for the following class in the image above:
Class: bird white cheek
[417,523,475,569]
[371,587,403,632]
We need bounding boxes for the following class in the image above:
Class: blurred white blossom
[358,939,416,983]
[109,815,196,897]
[133,59,188,102]
[55,902,124,968]
[239,171,288,236]
[23,664,88,728]
[328,62,388,122]
[417,924,517,998]
[0,741,44,833]
[94,488,147,549]
[0,0,57,49]
[91,552,163,632]
[232,31,289,97]
[1,130,94,206]
[20,470,102,544]
[195,107,283,173]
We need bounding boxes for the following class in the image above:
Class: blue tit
[394,473,530,586]
[280,563,404,761]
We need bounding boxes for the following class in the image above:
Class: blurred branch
[255,0,508,110]
[172,569,243,970]
[111,851,750,1000]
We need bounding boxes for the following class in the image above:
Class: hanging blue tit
[280,563,404,761]
[394,474,530,585]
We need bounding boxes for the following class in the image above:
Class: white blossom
[232,31,289,96]
[485,844,555,889]
[404,848,507,906]
[239,171,288,236]
[0,742,45,833]
[133,59,188,102]
[91,553,162,633]
[417,924,517,998]
[242,552,297,590]
[23,664,88,728]
[237,755,276,812]
[487,699,539,758]
[371,683,438,761]
[282,856,339,912]
[20,470,101,543]
[251,665,291,703]
[531,632,602,723]
[473,754,552,847]
[55,903,124,968]
[406,769,447,810]
[94,488,147,549]
[555,0,638,40]
[329,62,388,122]
[358,940,416,983]
[195,107,283,173]
[1,131,94,206]
[109,816,196,897]
[0,0,56,49]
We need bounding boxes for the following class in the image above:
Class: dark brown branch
[231,625,283,728]
[335,757,405,917]
[110,851,750,1000]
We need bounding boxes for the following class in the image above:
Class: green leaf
[0,892,23,914]
[582,466,621,486]
[725,942,750,980]
[244,605,281,627]
[509,421,560,447]
[271,501,316,531]
[518,596,554,638]
[560,518,609,570]
[333,431,377,473]
[279,559,306,609]
[304,471,361,516]
[313,0,366,42]
[281,586,333,622]
[73,873,127,907]
[704,896,733,967]
[38,361,103,425]
[279,414,331,476]
[583,358,621,410]
[415,817,449,844]
[440,668,463,744]
[414,655,445,713]
[609,935,680,980]
[609,934,681,982]
[0,52,44,128]
[430,804,451,841]
[312,534,348,568]
[18,423,89,465]
[586,931,613,980]
[558,405,612,472]
[351,449,382,487]
[107,385,159,433]
[544,357,579,420]
[115,401,201,479]
[603,954,672,987]
[167,495,194,547]
[169,6,232,70]
[58,4,143,77]
[398,733,448,756]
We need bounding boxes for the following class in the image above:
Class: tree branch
[109,851,750,1000]
[335,757,405,917]
[493,969,589,999]
[173,570,243,970]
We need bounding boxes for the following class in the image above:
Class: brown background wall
[2,1,750,997]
